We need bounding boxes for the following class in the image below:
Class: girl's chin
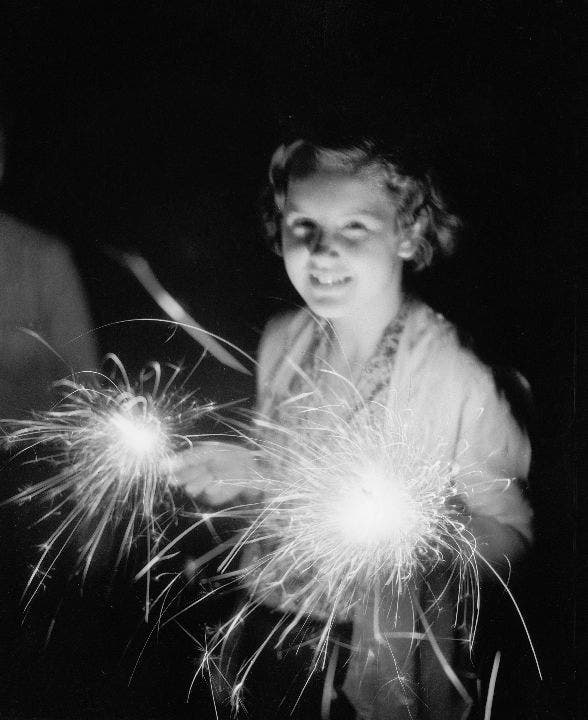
[304,298,352,320]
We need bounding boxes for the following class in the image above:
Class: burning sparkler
[1,355,222,611]
[0,248,258,617]
[170,399,482,712]
[245,402,475,611]
[177,387,543,718]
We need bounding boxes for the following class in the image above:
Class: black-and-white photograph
[0,3,581,719]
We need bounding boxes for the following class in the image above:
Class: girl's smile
[308,271,352,287]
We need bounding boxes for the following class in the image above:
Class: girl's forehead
[284,169,394,214]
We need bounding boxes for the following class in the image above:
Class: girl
[178,136,533,719]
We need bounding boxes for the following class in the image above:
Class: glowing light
[174,400,481,712]
[1,356,217,607]
[243,404,473,609]
[108,411,166,467]
[335,464,427,548]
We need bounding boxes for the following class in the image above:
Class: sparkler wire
[106,247,252,375]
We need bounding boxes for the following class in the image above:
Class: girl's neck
[328,291,406,370]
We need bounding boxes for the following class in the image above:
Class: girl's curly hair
[261,138,461,271]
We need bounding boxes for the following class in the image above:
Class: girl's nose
[309,230,338,256]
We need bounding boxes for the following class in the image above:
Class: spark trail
[1,355,218,611]
[178,399,481,711]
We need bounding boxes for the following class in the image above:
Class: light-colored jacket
[254,300,533,719]
[257,301,532,547]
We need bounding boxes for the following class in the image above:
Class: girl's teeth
[311,273,348,286]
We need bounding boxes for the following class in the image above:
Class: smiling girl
[179,136,533,719]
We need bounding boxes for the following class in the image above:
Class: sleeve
[449,355,534,561]
[43,243,99,372]
[0,232,98,417]
[255,310,299,414]
[390,306,533,562]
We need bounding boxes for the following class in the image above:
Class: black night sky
[0,2,582,719]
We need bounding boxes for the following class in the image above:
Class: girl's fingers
[178,470,215,497]
[167,442,257,502]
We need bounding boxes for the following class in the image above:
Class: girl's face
[281,170,411,324]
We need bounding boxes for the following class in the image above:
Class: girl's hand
[168,441,259,506]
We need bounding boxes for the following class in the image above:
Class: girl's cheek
[281,235,296,254]
[282,246,307,278]
[282,240,308,264]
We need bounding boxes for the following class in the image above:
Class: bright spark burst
[1,355,217,608]
[177,400,481,711]
[242,402,477,614]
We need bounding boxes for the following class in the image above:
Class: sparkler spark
[173,400,481,713]
[1,355,218,609]
[243,403,476,611]
[180,394,541,717]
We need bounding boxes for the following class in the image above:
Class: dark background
[0,2,582,718]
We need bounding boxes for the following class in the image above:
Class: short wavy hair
[262,138,461,271]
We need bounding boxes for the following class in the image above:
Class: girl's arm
[466,513,531,571]
[174,312,294,506]
[452,364,533,570]
[397,308,533,569]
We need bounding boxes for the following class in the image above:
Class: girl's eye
[342,222,369,239]
[289,220,317,240]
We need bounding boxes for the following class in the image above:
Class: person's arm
[466,513,530,571]
[43,242,98,372]
[452,364,533,571]
[169,441,261,505]
[174,313,293,506]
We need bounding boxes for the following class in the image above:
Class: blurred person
[0,113,100,594]
[0,119,98,420]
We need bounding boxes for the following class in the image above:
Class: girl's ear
[397,217,424,259]
[398,238,416,259]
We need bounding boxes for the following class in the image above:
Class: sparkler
[245,402,475,612]
[1,355,220,611]
[1,247,257,618]
[175,398,482,712]
[178,389,542,717]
